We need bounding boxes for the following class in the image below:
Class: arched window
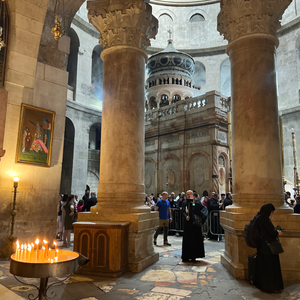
[0,0,8,87]
[149,97,157,110]
[60,117,75,194]
[220,58,231,97]
[172,94,181,104]
[91,44,104,110]
[192,61,206,92]
[89,123,101,151]
[218,155,225,167]
[189,13,205,22]
[160,94,169,107]
[66,28,80,98]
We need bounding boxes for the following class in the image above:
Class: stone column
[217,0,300,281]
[75,0,159,274]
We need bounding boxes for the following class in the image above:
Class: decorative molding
[161,137,179,144]
[145,140,155,147]
[87,0,158,50]
[217,0,292,45]
[187,131,209,139]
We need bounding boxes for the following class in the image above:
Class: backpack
[244,215,261,248]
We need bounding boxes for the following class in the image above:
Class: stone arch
[187,151,211,193]
[60,117,75,194]
[89,122,101,150]
[189,13,205,22]
[217,152,228,193]
[220,57,231,97]
[156,9,177,22]
[186,9,208,21]
[66,28,80,97]
[161,153,181,165]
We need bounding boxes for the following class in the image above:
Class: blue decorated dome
[146,40,195,78]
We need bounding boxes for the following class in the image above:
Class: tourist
[177,194,186,210]
[82,189,90,205]
[82,192,97,211]
[168,195,176,208]
[181,190,205,262]
[200,190,209,207]
[254,203,284,293]
[62,194,76,247]
[153,191,172,246]
[56,194,63,240]
[207,193,223,240]
[294,196,300,213]
[74,194,79,205]
[60,193,68,240]
[76,199,84,212]
[223,192,233,209]
[145,196,155,211]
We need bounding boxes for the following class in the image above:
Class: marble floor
[0,234,299,300]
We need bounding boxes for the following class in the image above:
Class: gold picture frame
[16,104,55,167]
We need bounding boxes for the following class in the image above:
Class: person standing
[223,192,233,209]
[207,193,223,240]
[153,191,172,246]
[254,203,284,293]
[294,196,300,213]
[62,194,76,247]
[181,190,205,262]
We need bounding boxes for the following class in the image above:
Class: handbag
[199,205,208,223]
[266,239,284,255]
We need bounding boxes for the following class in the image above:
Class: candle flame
[49,248,51,251]
[54,257,58,261]
[31,243,34,247]
[51,259,53,264]
[16,240,20,249]
[53,241,57,246]
[35,239,39,245]
[43,240,48,244]
[24,244,27,251]
[42,246,45,250]
[21,244,23,250]
[28,245,31,251]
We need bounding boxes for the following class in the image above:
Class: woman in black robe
[255,203,284,293]
[181,199,205,262]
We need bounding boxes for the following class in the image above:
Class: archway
[60,117,75,194]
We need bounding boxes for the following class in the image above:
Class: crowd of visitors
[56,189,98,247]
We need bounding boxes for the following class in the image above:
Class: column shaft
[229,38,284,208]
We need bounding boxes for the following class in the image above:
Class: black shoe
[164,242,171,246]
[153,240,157,245]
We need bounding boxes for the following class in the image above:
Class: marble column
[75,0,159,274]
[217,0,300,281]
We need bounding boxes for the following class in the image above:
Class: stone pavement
[0,235,299,300]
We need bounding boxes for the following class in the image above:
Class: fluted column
[218,0,292,209]
[87,0,158,209]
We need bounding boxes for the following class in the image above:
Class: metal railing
[168,208,224,241]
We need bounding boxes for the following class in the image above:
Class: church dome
[146,39,195,79]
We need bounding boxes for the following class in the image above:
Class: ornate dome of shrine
[146,39,195,79]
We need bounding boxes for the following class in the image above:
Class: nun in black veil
[254,203,284,293]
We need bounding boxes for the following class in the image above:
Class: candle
[20,244,23,261]
[16,240,20,260]
[42,246,45,262]
[53,241,57,252]
[50,259,53,264]
[35,239,39,260]
[43,240,48,257]
[28,244,32,262]
[24,244,27,260]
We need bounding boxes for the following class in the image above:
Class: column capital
[87,0,158,51]
[217,0,292,48]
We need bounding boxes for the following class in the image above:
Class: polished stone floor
[0,234,299,300]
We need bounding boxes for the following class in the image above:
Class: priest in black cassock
[181,190,205,262]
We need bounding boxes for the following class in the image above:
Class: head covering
[259,203,275,217]
[203,190,208,197]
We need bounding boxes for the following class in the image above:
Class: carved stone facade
[145,91,230,196]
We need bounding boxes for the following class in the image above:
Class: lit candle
[35,239,39,260]
[20,244,23,261]
[55,249,59,257]
[43,240,48,257]
[16,240,20,260]
[51,259,53,264]
[28,244,31,261]
[42,246,45,262]
[53,241,57,252]
[24,244,27,260]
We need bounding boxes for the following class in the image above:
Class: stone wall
[145,91,230,196]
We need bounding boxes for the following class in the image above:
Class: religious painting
[16,104,55,167]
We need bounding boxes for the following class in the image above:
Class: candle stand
[10,250,79,300]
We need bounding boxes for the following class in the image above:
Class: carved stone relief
[189,155,210,192]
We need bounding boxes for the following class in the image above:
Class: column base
[76,207,159,275]
[220,209,300,281]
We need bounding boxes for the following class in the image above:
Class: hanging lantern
[51,16,64,41]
